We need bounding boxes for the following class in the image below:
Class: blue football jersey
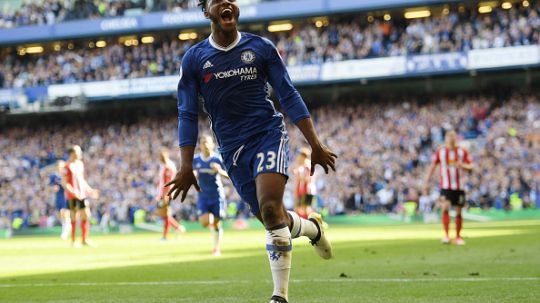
[49,173,65,204]
[193,154,225,199]
[177,32,310,153]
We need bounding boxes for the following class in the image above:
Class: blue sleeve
[177,49,199,147]
[262,38,310,124]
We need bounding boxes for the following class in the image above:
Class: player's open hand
[310,143,338,175]
[166,168,201,202]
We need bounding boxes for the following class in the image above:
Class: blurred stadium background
[0,0,539,302]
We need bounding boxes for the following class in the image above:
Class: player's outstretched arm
[211,163,229,179]
[168,49,201,202]
[166,146,201,202]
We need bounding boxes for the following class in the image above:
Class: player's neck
[202,151,212,159]
[211,27,238,49]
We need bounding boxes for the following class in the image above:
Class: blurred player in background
[50,160,70,240]
[156,149,185,240]
[167,1,337,302]
[424,131,473,245]
[63,145,98,247]
[193,135,229,256]
[293,148,316,219]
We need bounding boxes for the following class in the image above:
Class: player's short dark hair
[67,147,76,155]
[198,0,207,12]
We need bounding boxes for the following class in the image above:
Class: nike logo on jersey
[203,61,214,69]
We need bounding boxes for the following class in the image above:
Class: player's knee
[199,217,210,227]
[260,201,285,227]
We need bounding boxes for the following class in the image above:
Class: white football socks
[287,211,319,240]
[266,226,292,301]
[213,225,223,249]
[61,216,71,238]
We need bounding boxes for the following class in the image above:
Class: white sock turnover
[287,211,319,240]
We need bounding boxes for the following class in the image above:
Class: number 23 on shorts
[256,151,277,172]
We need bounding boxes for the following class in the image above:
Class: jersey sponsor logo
[205,67,257,83]
[241,50,256,64]
[203,60,214,69]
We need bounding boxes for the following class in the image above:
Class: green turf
[1,220,539,302]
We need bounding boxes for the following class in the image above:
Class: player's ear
[204,10,210,19]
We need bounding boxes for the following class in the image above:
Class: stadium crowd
[1,92,539,229]
[0,0,280,28]
[0,0,202,29]
[1,2,540,88]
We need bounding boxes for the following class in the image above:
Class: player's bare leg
[455,206,465,245]
[440,198,451,244]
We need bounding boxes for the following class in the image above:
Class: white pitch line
[0,277,538,288]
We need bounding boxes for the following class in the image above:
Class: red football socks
[455,215,463,238]
[81,219,88,242]
[163,217,170,239]
[442,211,450,237]
[71,221,77,242]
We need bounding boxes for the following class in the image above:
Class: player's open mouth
[220,8,234,23]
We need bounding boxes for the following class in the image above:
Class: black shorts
[68,199,87,210]
[299,194,314,207]
[440,189,466,207]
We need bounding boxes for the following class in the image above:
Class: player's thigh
[155,206,167,218]
[68,200,77,218]
[439,195,452,211]
[222,150,260,216]
[252,128,289,204]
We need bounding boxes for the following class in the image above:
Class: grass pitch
[1,220,539,303]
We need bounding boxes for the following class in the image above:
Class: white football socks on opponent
[266,226,292,301]
[287,211,319,240]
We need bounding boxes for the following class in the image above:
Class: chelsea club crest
[241,50,256,64]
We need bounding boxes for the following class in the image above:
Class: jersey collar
[209,31,242,52]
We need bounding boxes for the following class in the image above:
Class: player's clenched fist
[166,168,201,202]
